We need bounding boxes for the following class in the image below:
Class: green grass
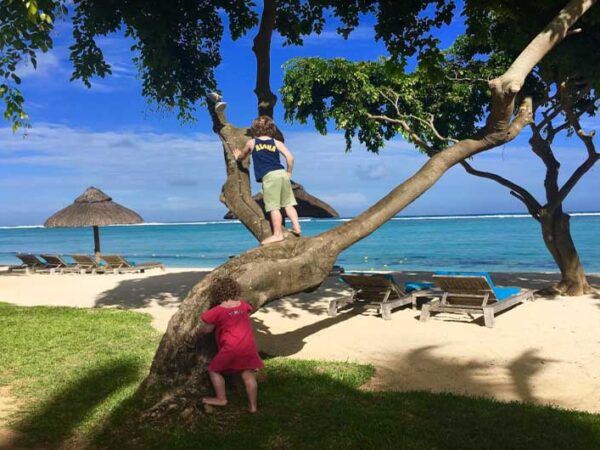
[1,302,599,449]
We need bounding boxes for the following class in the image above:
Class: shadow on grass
[14,359,142,448]
[91,357,600,450]
[95,271,208,309]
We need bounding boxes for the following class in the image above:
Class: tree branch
[408,113,459,144]
[560,80,596,157]
[367,113,435,155]
[529,121,561,201]
[499,0,597,91]
[370,91,459,159]
[539,103,563,135]
[543,79,600,213]
[445,72,490,84]
[206,94,273,241]
[327,98,534,252]
[253,0,277,118]
[551,151,599,211]
[487,0,596,133]
[460,160,542,217]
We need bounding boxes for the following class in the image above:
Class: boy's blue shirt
[251,138,285,182]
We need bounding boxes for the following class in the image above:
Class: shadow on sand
[366,345,560,405]
[253,307,363,357]
[94,271,208,309]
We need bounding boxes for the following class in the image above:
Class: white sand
[1,268,599,413]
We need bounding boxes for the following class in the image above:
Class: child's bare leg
[284,205,301,235]
[261,210,285,245]
[241,370,258,413]
[202,371,227,406]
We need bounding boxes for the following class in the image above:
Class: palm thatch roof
[44,187,143,228]
[224,182,339,220]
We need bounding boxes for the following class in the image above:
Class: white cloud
[320,192,369,209]
[1,123,598,225]
[0,123,222,188]
[0,123,229,224]
[355,163,389,180]
[16,51,62,79]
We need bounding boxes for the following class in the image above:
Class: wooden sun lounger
[8,253,50,274]
[100,255,165,274]
[329,273,414,320]
[420,273,534,328]
[40,254,74,273]
[63,254,104,274]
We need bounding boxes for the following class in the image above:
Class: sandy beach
[1,268,599,414]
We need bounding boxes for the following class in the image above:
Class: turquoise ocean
[0,213,598,273]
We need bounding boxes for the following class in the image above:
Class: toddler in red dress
[197,277,264,413]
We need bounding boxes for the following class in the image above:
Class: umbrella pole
[93,226,101,263]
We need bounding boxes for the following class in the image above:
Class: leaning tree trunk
[140,0,596,421]
[540,210,591,295]
[142,98,533,418]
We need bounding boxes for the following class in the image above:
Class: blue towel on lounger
[404,282,434,293]
[434,271,520,301]
[492,286,521,300]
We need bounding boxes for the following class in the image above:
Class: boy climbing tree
[234,116,302,245]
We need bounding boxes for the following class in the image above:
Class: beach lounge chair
[8,254,49,274]
[420,271,534,328]
[100,255,164,274]
[40,254,74,272]
[329,273,414,320]
[64,254,103,274]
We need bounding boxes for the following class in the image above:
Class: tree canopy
[1,0,464,130]
[281,1,599,154]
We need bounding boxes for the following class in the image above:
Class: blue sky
[0,10,598,226]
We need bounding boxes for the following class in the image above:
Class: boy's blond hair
[251,115,277,138]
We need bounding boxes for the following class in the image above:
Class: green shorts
[262,169,297,212]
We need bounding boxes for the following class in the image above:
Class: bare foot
[290,228,301,237]
[248,407,257,414]
[261,234,285,245]
[202,397,227,407]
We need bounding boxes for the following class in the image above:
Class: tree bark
[253,0,277,118]
[539,209,591,295]
[141,0,595,420]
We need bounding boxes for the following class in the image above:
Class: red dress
[201,300,264,373]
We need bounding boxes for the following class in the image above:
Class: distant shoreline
[2,266,599,277]
[1,211,599,229]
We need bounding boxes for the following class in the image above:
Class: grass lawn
[1,301,599,449]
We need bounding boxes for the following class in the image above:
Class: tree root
[554,279,593,296]
[141,374,210,424]
[537,279,593,297]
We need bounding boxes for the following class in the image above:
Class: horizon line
[1,210,599,229]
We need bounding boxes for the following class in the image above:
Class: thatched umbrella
[224,181,339,219]
[44,187,143,261]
